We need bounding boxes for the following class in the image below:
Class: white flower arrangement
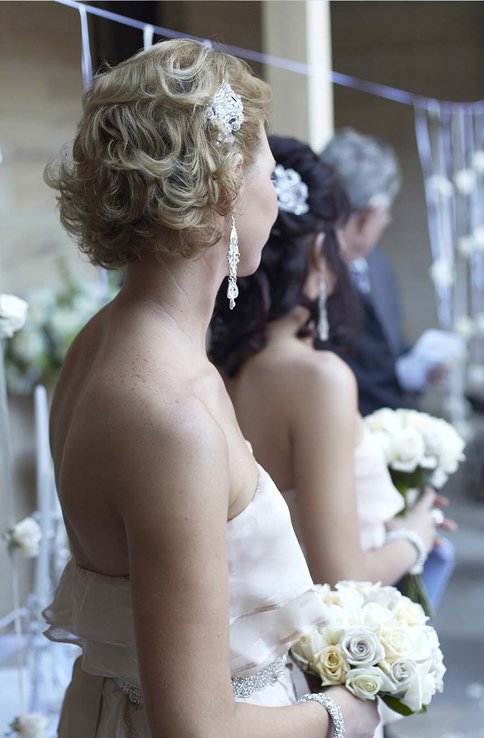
[291,581,445,715]
[365,408,465,491]
[0,294,28,339]
[365,408,465,612]
[426,175,454,199]
[5,263,119,394]
[429,258,454,289]
[454,168,477,195]
[5,516,43,559]
[8,712,48,737]
[472,149,484,173]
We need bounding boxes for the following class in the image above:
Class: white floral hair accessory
[205,81,244,145]
[272,164,309,216]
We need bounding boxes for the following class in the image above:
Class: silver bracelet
[298,693,345,738]
[385,528,427,574]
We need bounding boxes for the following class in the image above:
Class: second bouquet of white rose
[291,581,445,717]
[365,408,464,613]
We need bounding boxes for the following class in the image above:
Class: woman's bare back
[50,296,257,576]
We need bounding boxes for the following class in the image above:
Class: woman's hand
[387,487,457,553]
[324,686,380,738]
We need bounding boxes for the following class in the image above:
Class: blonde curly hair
[45,40,271,268]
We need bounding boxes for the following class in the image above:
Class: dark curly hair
[209,135,361,377]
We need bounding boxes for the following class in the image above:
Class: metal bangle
[385,528,427,575]
[298,693,345,738]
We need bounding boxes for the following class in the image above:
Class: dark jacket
[326,249,417,416]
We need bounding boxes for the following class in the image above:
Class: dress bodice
[43,462,328,734]
[282,424,404,552]
[353,424,404,549]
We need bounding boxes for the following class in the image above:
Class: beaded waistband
[114,651,289,704]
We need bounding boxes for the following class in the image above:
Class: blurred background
[0,2,483,737]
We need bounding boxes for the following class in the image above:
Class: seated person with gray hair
[321,128,458,416]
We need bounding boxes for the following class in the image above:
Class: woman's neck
[120,245,227,353]
[265,306,314,348]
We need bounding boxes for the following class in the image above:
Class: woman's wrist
[298,693,345,737]
[385,528,427,574]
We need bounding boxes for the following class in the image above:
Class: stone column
[261,0,334,150]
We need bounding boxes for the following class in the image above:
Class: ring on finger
[431,508,445,526]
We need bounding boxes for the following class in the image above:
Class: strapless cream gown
[43,463,329,736]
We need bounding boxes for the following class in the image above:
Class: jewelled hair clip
[205,81,244,145]
[272,164,309,216]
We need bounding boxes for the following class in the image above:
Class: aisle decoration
[8,713,49,738]
[365,408,465,612]
[5,517,43,559]
[291,580,445,716]
[0,295,28,339]
[5,263,119,395]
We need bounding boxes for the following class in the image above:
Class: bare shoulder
[81,364,230,520]
[282,346,357,400]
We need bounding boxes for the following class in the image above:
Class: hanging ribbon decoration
[51,0,484,422]
[0,321,28,723]
[143,23,154,51]
[78,3,92,90]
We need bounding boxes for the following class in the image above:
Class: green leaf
[381,695,427,716]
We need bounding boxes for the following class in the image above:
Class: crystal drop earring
[317,277,329,341]
[227,216,240,310]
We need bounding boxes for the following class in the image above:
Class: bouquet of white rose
[291,581,445,716]
[365,408,465,612]
[365,408,465,491]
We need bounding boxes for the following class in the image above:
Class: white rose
[430,258,454,289]
[426,174,454,198]
[341,627,385,666]
[379,623,415,661]
[454,316,475,337]
[10,326,46,365]
[401,660,437,711]
[9,712,48,737]
[380,658,417,696]
[361,602,396,633]
[430,645,446,691]
[393,597,428,627]
[365,408,402,435]
[433,420,465,473]
[0,294,29,338]
[365,584,403,612]
[370,430,397,465]
[458,234,476,256]
[7,517,42,558]
[431,468,448,489]
[454,168,477,195]
[390,427,426,473]
[291,630,332,670]
[333,582,365,611]
[315,583,332,598]
[473,149,484,173]
[320,587,364,628]
[345,666,389,700]
[313,645,350,685]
